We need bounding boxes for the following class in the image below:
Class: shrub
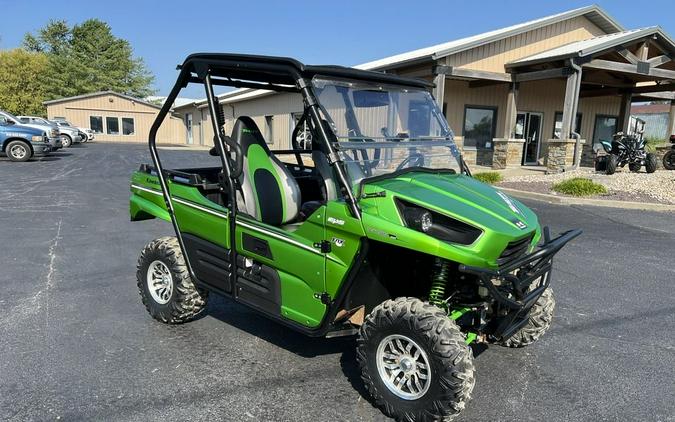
[552,178,607,197]
[473,172,503,185]
[644,137,667,152]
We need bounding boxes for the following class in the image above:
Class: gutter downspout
[568,59,583,170]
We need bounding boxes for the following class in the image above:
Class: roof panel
[507,27,675,67]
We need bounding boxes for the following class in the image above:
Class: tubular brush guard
[459,227,582,340]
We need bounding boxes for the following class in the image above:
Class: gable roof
[43,90,162,109]
[354,5,623,71]
[507,26,675,67]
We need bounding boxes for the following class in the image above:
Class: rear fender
[130,191,170,222]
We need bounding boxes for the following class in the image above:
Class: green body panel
[130,168,542,329]
[360,172,541,268]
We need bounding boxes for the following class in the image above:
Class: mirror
[352,89,390,108]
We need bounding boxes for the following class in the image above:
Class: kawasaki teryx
[130,53,581,421]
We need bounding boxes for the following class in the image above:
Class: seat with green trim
[232,116,301,225]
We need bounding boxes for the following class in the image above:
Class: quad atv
[594,132,658,174]
[130,54,581,421]
[663,135,675,170]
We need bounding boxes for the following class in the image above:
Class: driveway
[1,143,673,421]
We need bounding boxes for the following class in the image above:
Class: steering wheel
[395,152,425,171]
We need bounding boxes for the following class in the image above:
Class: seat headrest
[231,116,268,154]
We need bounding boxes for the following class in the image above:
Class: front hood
[364,172,538,235]
[20,123,51,134]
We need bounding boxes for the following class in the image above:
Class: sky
[3,0,675,98]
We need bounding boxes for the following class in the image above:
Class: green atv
[130,53,581,421]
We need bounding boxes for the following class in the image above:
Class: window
[19,117,29,123]
[90,116,103,133]
[54,117,66,121]
[106,117,119,135]
[265,115,274,144]
[463,106,497,149]
[122,118,135,135]
[592,115,618,146]
[553,112,582,139]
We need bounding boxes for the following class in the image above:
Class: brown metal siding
[445,16,606,72]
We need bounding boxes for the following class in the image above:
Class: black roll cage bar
[147,53,433,303]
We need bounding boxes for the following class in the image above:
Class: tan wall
[440,78,620,165]
[445,16,606,72]
[46,93,185,144]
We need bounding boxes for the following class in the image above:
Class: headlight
[32,135,45,142]
[402,207,433,232]
[397,199,482,245]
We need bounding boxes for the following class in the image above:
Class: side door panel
[235,210,327,328]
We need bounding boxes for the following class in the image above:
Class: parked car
[2,111,61,151]
[79,127,95,142]
[17,116,63,151]
[0,112,52,161]
[50,119,85,146]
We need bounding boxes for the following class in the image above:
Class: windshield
[311,77,462,184]
[1,111,20,123]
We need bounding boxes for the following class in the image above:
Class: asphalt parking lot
[1,143,674,421]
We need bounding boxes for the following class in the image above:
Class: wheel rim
[376,334,431,400]
[9,144,27,159]
[146,260,173,304]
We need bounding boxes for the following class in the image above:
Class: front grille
[497,234,534,265]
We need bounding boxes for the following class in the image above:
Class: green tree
[22,19,155,100]
[0,49,48,115]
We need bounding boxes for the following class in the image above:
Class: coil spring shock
[429,257,449,309]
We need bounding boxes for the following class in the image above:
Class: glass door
[185,113,193,144]
[517,112,543,165]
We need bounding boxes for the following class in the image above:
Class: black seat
[231,117,301,225]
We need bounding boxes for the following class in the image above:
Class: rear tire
[6,140,31,162]
[136,236,208,324]
[605,154,618,175]
[645,153,658,173]
[499,288,555,348]
[357,297,475,421]
[664,150,675,170]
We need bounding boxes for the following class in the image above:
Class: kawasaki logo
[242,128,258,134]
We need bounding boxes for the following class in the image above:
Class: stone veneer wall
[492,139,525,169]
[546,139,585,172]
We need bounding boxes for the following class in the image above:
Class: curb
[497,187,675,212]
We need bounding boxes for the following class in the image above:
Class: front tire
[136,236,208,324]
[357,298,475,421]
[605,154,618,175]
[499,288,555,348]
[61,135,72,148]
[663,150,675,170]
[645,153,658,173]
[6,140,32,162]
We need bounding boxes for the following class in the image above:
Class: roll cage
[148,53,435,325]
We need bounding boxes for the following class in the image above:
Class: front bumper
[460,227,582,340]
[32,143,52,156]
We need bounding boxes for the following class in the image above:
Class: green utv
[130,54,581,421]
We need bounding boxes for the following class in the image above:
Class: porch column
[668,100,675,137]
[560,71,579,139]
[433,73,445,109]
[502,82,518,138]
[617,90,633,133]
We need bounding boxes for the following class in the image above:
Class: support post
[503,82,518,138]
[668,100,675,137]
[617,90,633,133]
[433,72,445,109]
[560,71,578,139]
